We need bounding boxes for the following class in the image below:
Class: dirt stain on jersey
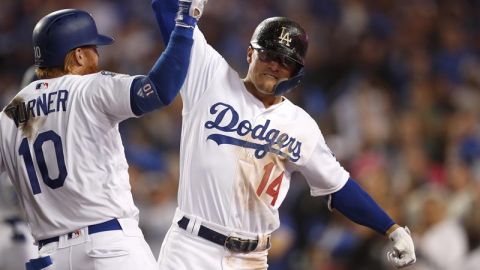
[3,97,42,139]
[234,152,285,231]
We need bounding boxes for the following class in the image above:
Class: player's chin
[256,84,275,95]
[256,79,277,94]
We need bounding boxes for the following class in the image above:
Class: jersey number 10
[18,130,67,195]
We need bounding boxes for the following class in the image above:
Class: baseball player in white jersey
[153,1,416,269]
[0,171,37,270]
[0,1,205,269]
[0,68,38,270]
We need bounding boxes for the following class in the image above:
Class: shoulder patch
[100,71,118,77]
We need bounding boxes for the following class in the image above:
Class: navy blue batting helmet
[33,9,114,68]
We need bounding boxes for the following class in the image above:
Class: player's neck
[68,65,98,75]
[243,80,282,108]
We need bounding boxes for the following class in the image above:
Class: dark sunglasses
[254,48,300,71]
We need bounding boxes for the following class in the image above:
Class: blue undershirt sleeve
[330,178,395,235]
[151,0,177,46]
[130,26,193,116]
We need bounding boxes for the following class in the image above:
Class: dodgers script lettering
[204,102,302,162]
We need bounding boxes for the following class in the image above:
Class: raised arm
[129,0,206,116]
[151,0,178,45]
[151,0,206,46]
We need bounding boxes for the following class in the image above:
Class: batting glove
[387,226,416,268]
[176,0,208,28]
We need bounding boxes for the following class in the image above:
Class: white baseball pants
[157,210,269,270]
[35,218,157,270]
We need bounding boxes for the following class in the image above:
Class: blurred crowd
[1,0,480,269]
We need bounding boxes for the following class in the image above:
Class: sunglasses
[254,48,300,71]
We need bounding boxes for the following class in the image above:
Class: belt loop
[57,233,68,249]
[186,216,196,234]
[258,234,271,251]
[191,217,202,236]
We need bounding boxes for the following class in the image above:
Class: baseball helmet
[251,17,308,67]
[250,17,308,96]
[33,9,114,68]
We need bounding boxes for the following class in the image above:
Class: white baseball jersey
[177,28,350,235]
[0,72,139,241]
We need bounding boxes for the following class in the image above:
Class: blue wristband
[175,0,198,28]
[130,26,194,115]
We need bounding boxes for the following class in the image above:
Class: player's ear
[63,48,81,74]
[65,47,90,74]
[247,46,254,64]
[74,48,87,66]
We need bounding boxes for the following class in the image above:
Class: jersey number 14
[18,130,67,195]
[256,162,284,206]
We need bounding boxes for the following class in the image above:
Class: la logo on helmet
[278,27,292,47]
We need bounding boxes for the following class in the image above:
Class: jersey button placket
[246,113,265,160]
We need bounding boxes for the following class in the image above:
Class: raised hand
[176,0,208,28]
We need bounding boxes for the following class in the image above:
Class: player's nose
[266,60,281,72]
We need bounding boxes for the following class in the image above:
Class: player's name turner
[4,89,69,127]
[205,102,302,161]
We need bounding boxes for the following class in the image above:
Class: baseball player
[0,67,39,270]
[152,1,416,269]
[0,171,37,270]
[0,1,204,269]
